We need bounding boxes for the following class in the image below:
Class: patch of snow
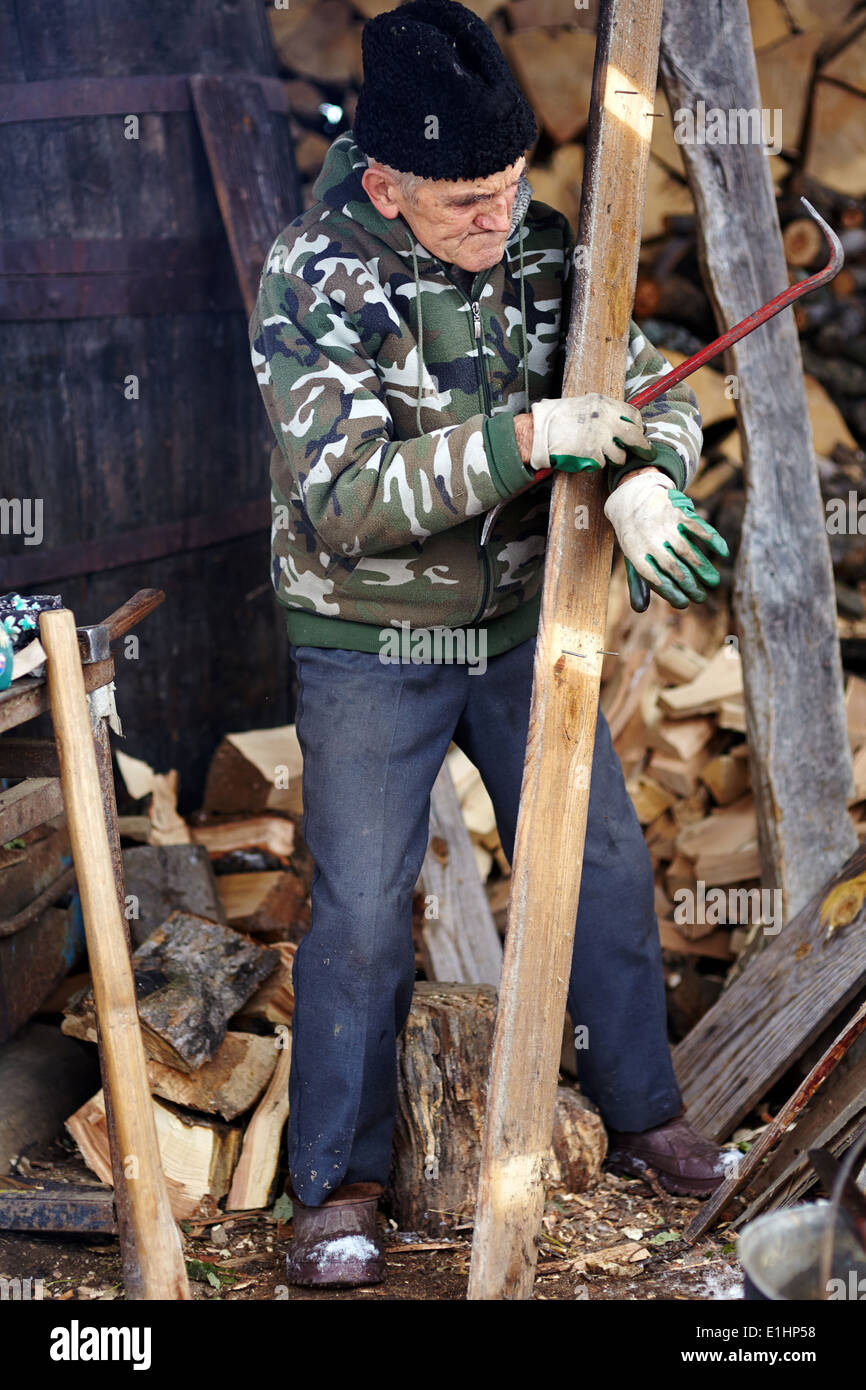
[312,1235,379,1271]
[699,1265,744,1300]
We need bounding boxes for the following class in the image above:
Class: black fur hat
[353,0,537,181]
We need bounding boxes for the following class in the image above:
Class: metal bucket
[738,1202,866,1300]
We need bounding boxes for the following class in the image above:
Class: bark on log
[64,911,278,1072]
[385,984,606,1236]
[660,0,857,922]
[122,844,227,949]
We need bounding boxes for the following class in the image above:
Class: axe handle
[39,608,188,1300]
[99,588,165,643]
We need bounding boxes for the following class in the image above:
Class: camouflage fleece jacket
[250,132,703,656]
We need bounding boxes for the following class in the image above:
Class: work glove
[604,468,729,612]
[529,393,657,473]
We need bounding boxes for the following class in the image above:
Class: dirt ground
[0,1137,742,1302]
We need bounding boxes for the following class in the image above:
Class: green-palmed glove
[529,393,657,473]
[604,469,729,612]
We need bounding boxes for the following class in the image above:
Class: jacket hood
[312,130,534,265]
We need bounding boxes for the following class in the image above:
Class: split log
[661,0,857,921]
[190,816,296,861]
[755,31,823,156]
[385,984,606,1235]
[216,869,310,943]
[626,773,676,824]
[648,749,709,799]
[63,912,278,1073]
[203,726,304,817]
[846,675,866,750]
[822,22,866,94]
[122,844,226,949]
[234,941,296,1027]
[146,1032,279,1122]
[226,1034,292,1210]
[804,80,866,196]
[658,645,743,718]
[502,28,597,144]
[67,1089,241,1223]
[115,752,192,847]
[527,144,584,234]
[654,641,706,686]
[648,716,715,761]
[783,216,827,268]
[700,753,751,806]
[268,0,363,85]
[417,763,503,987]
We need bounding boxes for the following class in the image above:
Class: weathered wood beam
[468,0,665,1300]
[418,764,503,987]
[659,0,857,921]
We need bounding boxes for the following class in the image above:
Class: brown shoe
[606,1115,728,1197]
[286,1182,386,1288]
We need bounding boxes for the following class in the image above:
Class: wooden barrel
[0,1,301,807]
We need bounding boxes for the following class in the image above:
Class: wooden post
[40,610,189,1301]
[659,0,857,922]
[468,0,664,1300]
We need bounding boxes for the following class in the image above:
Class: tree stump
[385,983,606,1234]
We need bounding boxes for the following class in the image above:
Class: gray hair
[365,157,423,205]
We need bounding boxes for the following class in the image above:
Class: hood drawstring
[517,227,530,411]
[411,240,425,438]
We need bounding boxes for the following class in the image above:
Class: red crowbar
[480,196,844,546]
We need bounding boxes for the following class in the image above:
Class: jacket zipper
[471,300,493,416]
[441,267,495,625]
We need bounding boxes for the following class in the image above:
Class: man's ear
[361,165,402,220]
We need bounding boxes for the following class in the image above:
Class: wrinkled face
[364,156,527,274]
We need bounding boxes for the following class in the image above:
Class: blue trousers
[287,637,682,1206]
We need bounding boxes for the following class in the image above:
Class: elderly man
[250,0,729,1290]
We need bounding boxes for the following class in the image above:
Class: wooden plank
[0,777,63,842]
[226,1034,291,1210]
[0,1180,116,1236]
[0,737,60,778]
[417,763,502,987]
[0,658,114,732]
[468,0,665,1301]
[40,610,188,1300]
[660,0,858,921]
[685,998,866,1240]
[673,842,866,1141]
[733,1027,866,1222]
[191,75,302,319]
